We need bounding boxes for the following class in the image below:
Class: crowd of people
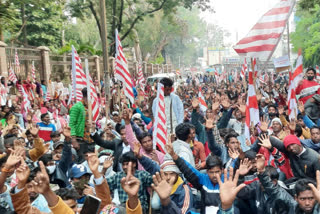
[1,66,320,214]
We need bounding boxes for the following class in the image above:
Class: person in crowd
[37,113,56,143]
[296,67,320,104]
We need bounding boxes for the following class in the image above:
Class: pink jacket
[125,124,164,170]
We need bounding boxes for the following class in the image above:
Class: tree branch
[120,0,168,41]
[88,0,102,40]
[118,0,124,32]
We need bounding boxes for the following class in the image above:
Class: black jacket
[91,132,128,172]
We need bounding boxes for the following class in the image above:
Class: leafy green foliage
[291,4,320,66]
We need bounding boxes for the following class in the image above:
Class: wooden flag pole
[85,59,93,125]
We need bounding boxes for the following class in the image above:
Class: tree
[291,4,320,67]
[67,0,213,55]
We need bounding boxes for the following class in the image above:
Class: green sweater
[69,101,86,137]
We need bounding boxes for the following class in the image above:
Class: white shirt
[164,96,178,134]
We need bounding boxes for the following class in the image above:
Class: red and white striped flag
[71,45,86,102]
[31,61,36,83]
[240,59,248,79]
[287,53,303,119]
[152,83,167,153]
[8,67,17,83]
[316,65,320,80]
[198,87,208,112]
[137,63,146,94]
[245,68,260,140]
[115,29,134,105]
[46,89,51,102]
[20,85,31,112]
[234,0,295,59]
[15,49,20,74]
[176,69,181,76]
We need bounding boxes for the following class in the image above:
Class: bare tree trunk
[152,36,168,60]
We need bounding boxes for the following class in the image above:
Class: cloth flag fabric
[176,69,181,76]
[152,83,167,153]
[240,59,248,79]
[20,85,31,112]
[85,66,100,122]
[71,45,86,102]
[115,29,134,105]
[31,61,36,83]
[316,65,320,80]
[137,63,146,94]
[15,49,20,74]
[8,67,17,83]
[198,87,208,112]
[287,53,303,119]
[245,69,260,140]
[234,0,295,59]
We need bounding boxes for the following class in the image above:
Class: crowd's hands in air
[120,162,140,209]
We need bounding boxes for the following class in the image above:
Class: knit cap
[160,155,181,174]
[283,135,301,148]
[271,117,282,127]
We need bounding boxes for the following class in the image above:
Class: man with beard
[270,118,287,141]
[227,108,245,136]
[267,104,279,121]
[296,67,320,104]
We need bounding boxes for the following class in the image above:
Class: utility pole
[99,0,111,118]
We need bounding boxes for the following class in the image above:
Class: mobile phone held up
[80,195,101,214]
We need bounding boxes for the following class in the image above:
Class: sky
[201,0,280,46]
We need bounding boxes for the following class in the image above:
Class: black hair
[82,87,88,98]
[55,188,80,200]
[219,128,237,139]
[175,123,195,141]
[224,132,239,145]
[137,132,152,143]
[0,155,8,168]
[244,150,257,160]
[4,136,16,147]
[160,77,173,87]
[27,167,41,183]
[120,151,138,166]
[50,131,60,138]
[39,154,53,166]
[25,129,32,136]
[306,67,316,75]
[295,179,316,196]
[265,166,279,180]
[310,126,320,133]
[268,104,278,111]
[297,113,304,120]
[206,155,223,170]
[41,113,49,120]
[295,124,303,137]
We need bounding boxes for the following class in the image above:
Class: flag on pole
[15,49,20,74]
[152,83,167,153]
[137,63,146,94]
[234,0,295,59]
[245,68,260,140]
[115,29,134,105]
[240,59,248,79]
[198,87,208,112]
[176,69,181,76]
[71,45,86,102]
[31,61,36,83]
[316,65,320,80]
[8,67,17,83]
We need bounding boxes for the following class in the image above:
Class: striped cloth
[234,0,295,59]
[137,63,146,94]
[152,83,167,153]
[114,29,134,105]
[15,49,20,74]
[8,67,17,83]
[31,61,36,83]
[245,68,260,140]
[240,58,247,79]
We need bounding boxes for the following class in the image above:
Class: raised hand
[211,102,220,112]
[87,153,100,178]
[83,185,94,196]
[288,119,296,133]
[228,148,240,160]
[238,104,246,114]
[278,105,284,115]
[255,154,266,173]
[192,98,200,109]
[205,117,214,130]
[31,161,50,194]
[258,134,272,150]
[4,147,25,171]
[62,126,71,139]
[308,170,320,203]
[121,162,140,197]
[259,116,269,133]
[221,99,231,109]
[151,171,173,206]
[165,134,177,160]
[16,158,30,188]
[103,156,114,170]
[239,158,252,176]
[217,168,246,210]
[30,125,39,137]
[123,108,132,124]
[298,101,305,114]
[133,142,142,158]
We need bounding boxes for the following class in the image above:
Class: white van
[146,73,179,90]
